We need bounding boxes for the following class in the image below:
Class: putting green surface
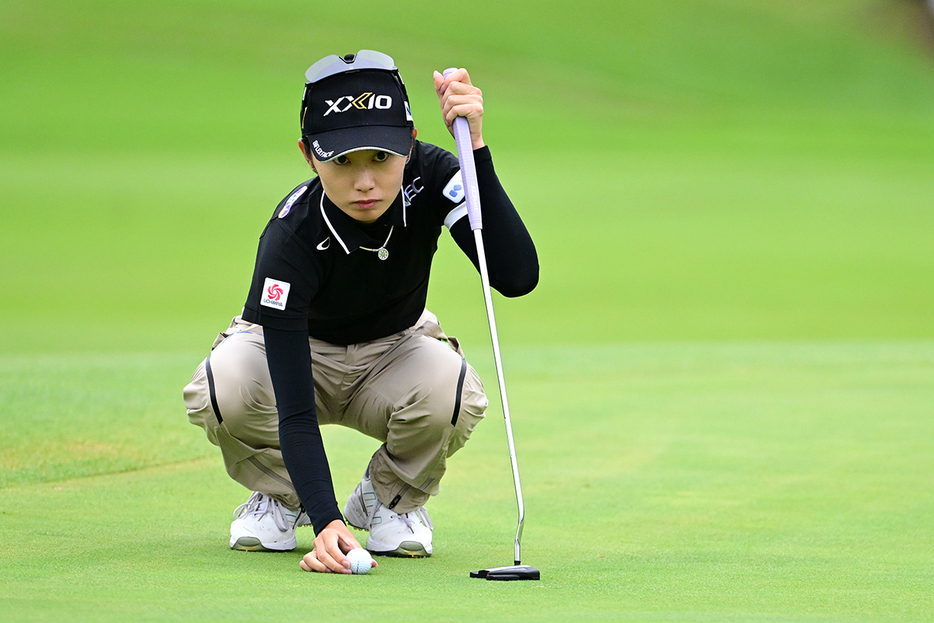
[2,0,933,620]
[1,343,932,621]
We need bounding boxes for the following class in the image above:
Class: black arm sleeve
[263,325,344,534]
[449,147,539,297]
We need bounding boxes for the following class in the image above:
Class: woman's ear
[406,128,418,163]
[298,138,317,172]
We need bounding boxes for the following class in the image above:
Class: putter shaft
[443,67,528,566]
[473,229,525,565]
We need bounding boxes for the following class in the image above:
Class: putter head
[470,565,540,581]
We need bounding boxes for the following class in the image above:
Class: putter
[443,68,540,582]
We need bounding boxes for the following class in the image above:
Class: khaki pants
[183,310,487,514]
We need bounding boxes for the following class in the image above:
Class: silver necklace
[359,225,393,260]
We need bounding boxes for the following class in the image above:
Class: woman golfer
[184,50,538,573]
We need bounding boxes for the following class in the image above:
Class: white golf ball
[347,548,373,575]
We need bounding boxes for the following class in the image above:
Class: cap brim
[307,125,412,162]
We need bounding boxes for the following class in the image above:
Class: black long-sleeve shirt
[241,142,538,532]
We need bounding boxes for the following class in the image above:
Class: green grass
[2,0,934,620]
[3,0,934,353]
[2,343,932,621]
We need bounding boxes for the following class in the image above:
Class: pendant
[377,247,389,261]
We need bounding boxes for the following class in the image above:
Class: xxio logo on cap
[261,278,291,310]
[324,92,393,116]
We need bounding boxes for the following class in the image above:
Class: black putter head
[470,564,540,581]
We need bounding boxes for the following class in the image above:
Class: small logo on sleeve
[443,171,465,204]
[279,186,308,219]
[260,278,291,310]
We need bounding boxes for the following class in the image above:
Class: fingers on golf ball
[347,548,373,574]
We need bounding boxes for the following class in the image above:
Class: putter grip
[443,68,482,231]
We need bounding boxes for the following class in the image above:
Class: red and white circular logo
[260,278,291,310]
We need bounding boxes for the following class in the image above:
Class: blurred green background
[2,2,934,621]
[3,0,932,355]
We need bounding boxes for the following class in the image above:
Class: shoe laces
[415,507,433,531]
[399,507,433,532]
[233,492,295,532]
[368,503,433,533]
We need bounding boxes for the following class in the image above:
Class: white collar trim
[320,194,351,255]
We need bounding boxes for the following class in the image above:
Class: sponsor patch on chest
[260,278,291,310]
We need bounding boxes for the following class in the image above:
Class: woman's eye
[373,151,389,162]
[334,155,350,165]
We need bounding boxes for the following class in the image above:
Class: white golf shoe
[229,492,309,552]
[343,474,433,557]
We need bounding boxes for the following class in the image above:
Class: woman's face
[309,148,407,223]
